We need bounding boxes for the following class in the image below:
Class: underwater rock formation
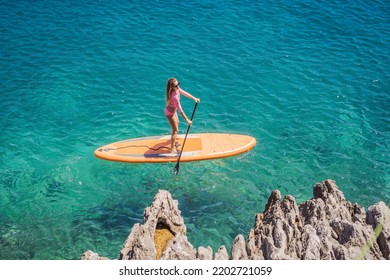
[82,179,390,260]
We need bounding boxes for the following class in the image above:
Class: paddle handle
[173,102,198,175]
[189,101,198,121]
[177,102,198,162]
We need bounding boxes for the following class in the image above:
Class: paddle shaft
[173,102,198,175]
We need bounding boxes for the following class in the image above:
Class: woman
[165,77,200,153]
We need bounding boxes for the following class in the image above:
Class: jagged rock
[81,250,109,260]
[214,246,229,260]
[119,189,187,260]
[197,246,213,260]
[301,224,321,259]
[248,189,302,260]
[160,234,197,260]
[299,180,383,259]
[231,234,248,260]
[82,179,390,260]
[246,229,264,259]
[247,179,386,260]
[119,223,156,260]
[366,201,390,259]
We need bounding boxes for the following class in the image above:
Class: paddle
[173,102,198,175]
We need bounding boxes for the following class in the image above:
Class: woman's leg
[166,113,179,152]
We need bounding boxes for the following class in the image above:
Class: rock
[119,189,188,260]
[119,223,156,260]
[247,189,302,260]
[197,246,213,260]
[82,179,390,260]
[366,201,390,259]
[81,250,109,260]
[301,224,321,260]
[231,234,248,260]
[247,179,385,260]
[298,179,382,260]
[214,246,229,260]
[160,234,197,260]
[246,229,264,259]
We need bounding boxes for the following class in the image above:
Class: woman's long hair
[165,77,177,106]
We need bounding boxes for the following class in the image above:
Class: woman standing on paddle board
[165,77,200,153]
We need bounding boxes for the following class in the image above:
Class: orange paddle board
[94,133,256,163]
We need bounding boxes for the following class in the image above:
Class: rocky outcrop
[118,189,196,260]
[246,180,387,260]
[82,179,390,260]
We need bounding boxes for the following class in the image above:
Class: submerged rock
[82,179,390,260]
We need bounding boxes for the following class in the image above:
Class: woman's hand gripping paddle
[173,102,198,175]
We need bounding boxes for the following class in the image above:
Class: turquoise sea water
[1,0,389,259]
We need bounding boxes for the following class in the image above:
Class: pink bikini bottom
[164,107,176,116]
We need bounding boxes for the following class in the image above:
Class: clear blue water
[0,0,389,259]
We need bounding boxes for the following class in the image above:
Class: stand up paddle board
[94,133,256,163]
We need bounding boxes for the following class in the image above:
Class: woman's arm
[180,89,200,103]
[180,111,192,125]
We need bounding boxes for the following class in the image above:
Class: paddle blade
[173,163,180,175]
